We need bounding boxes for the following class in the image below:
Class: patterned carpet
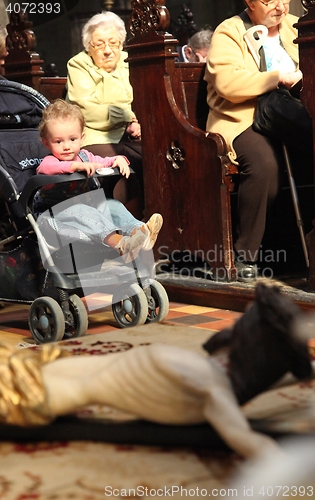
[0,300,244,500]
[0,297,315,499]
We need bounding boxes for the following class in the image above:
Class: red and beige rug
[0,301,314,499]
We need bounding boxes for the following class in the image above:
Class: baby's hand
[70,161,101,176]
[112,156,130,178]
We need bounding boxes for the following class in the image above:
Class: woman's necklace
[263,35,296,72]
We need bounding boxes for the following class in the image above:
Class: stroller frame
[0,82,169,344]
[0,150,169,344]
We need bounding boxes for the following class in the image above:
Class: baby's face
[43,118,84,161]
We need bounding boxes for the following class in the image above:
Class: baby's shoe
[142,213,163,250]
[115,214,163,263]
[116,226,147,263]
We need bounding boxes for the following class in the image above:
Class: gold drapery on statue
[0,342,69,427]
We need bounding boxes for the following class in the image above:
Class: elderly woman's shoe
[235,258,258,283]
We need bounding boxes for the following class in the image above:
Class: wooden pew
[4,11,66,101]
[4,11,44,90]
[126,0,238,282]
[38,76,67,102]
[295,1,315,291]
[126,0,315,287]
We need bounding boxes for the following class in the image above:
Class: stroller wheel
[112,283,148,328]
[145,280,169,324]
[28,296,65,344]
[63,294,89,340]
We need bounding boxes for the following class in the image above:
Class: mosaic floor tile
[0,298,241,348]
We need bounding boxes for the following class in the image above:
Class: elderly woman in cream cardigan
[0,284,312,460]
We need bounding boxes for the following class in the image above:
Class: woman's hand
[278,69,302,89]
[112,156,131,178]
[126,120,141,140]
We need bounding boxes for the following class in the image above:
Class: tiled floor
[0,297,242,346]
[166,303,242,331]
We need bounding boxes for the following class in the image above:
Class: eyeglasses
[258,0,291,6]
[89,40,121,51]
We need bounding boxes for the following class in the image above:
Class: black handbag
[239,11,313,151]
[253,86,313,150]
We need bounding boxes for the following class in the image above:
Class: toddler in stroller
[0,81,169,344]
[37,99,163,264]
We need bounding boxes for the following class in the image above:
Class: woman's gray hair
[188,29,213,52]
[82,11,127,51]
[0,25,7,52]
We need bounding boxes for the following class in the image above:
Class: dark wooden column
[295,0,315,290]
[4,11,44,91]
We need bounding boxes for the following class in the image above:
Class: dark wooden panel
[39,77,67,102]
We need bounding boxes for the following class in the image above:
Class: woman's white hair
[0,25,7,52]
[82,11,127,51]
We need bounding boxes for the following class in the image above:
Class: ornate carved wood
[4,11,44,91]
[171,4,197,47]
[295,0,315,290]
[126,0,238,281]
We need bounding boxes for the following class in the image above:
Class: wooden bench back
[174,62,209,130]
[39,77,67,102]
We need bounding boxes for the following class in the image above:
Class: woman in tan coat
[204,0,302,282]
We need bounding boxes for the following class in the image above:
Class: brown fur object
[203,283,312,405]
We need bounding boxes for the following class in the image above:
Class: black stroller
[0,80,169,344]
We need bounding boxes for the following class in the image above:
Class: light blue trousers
[56,197,143,245]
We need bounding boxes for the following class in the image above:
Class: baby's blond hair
[39,99,85,138]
